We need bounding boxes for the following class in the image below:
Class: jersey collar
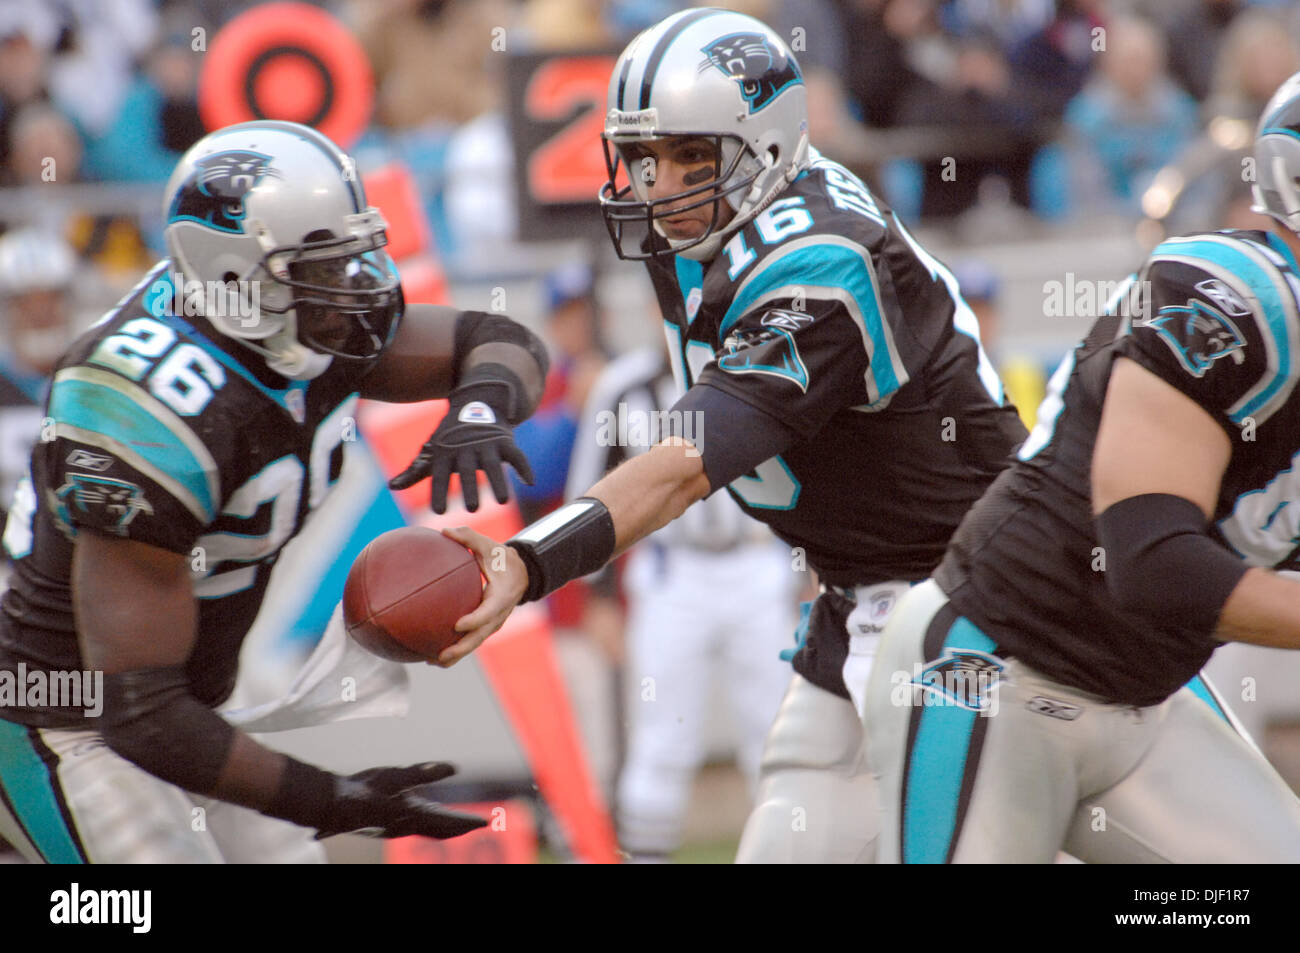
[1264,231,1300,275]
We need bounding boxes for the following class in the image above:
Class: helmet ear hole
[222,271,239,284]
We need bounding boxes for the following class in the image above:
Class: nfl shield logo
[285,389,306,424]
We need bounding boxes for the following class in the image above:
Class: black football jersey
[937,229,1300,706]
[644,152,1027,695]
[0,263,371,724]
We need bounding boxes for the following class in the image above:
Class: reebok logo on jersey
[1026,695,1082,721]
[1193,278,1251,316]
[1145,300,1246,378]
[458,401,497,425]
[66,449,114,472]
[284,388,306,424]
[854,600,895,635]
[760,308,813,331]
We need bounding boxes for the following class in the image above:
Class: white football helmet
[162,120,401,380]
[1252,71,1300,233]
[599,7,810,261]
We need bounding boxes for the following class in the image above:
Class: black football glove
[388,379,535,514]
[314,762,488,840]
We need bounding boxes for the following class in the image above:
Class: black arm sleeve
[100,666,340,827]
[668,383,802,493]
[451,310,551,423]
[1095,493,1248,633]
[98,666,238,795]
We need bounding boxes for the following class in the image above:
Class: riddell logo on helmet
[148,269,261,327]
[606,108,659,136]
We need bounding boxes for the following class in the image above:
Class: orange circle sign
[198,2,373,148]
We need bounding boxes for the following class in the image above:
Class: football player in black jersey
[0,120,548,863]
[865,74,1300,863]
[442,9,1026,862]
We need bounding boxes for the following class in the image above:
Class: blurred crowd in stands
[4,1,1300,276]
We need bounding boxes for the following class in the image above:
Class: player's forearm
[360,304,458,401]
[213,732,296,810]
[1216,568,1300,649]
[457,326,549,425]
[500,439,710,609]
[70,533,320,822]
[589,438,712,557]
[361,306,549,419]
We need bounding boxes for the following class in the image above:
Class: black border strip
[638,9,722,111]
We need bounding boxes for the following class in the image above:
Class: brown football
[342,527,484,663]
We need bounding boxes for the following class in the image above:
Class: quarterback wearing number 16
[442,8,1026,863]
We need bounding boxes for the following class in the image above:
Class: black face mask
[285,250,402,362]
[599,133,754,260]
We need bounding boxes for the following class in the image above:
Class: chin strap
[237,327,333,381]
[1272,155,1300,230]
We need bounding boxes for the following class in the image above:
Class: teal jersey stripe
[902,616,997,864]
[286,475,405,648]
[1152,238,1292,423]
[719,242,902,398]
[0,720,85,863]
[49,377,216,521]
[674,257,704,325]
[779,600,814,662]
[1266,231,1300,274]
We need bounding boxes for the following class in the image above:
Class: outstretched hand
[389,386,534,513]
[315,762,487,840]
[434,526,530,666]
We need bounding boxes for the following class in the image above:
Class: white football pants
[867,579,1300,863]
[616,541,796,856]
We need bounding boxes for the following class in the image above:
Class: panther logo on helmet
[168,151,278,234]
[700,32,802,113]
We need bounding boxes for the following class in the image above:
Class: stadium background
[3,0,1300,863]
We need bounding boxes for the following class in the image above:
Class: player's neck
[1271,226,1300,266]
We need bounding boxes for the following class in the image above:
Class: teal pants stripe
[1185,674,1228,725]
[900,615,999,864]
[0,719,86,863]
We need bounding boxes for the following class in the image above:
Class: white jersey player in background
[568,345,797,860]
